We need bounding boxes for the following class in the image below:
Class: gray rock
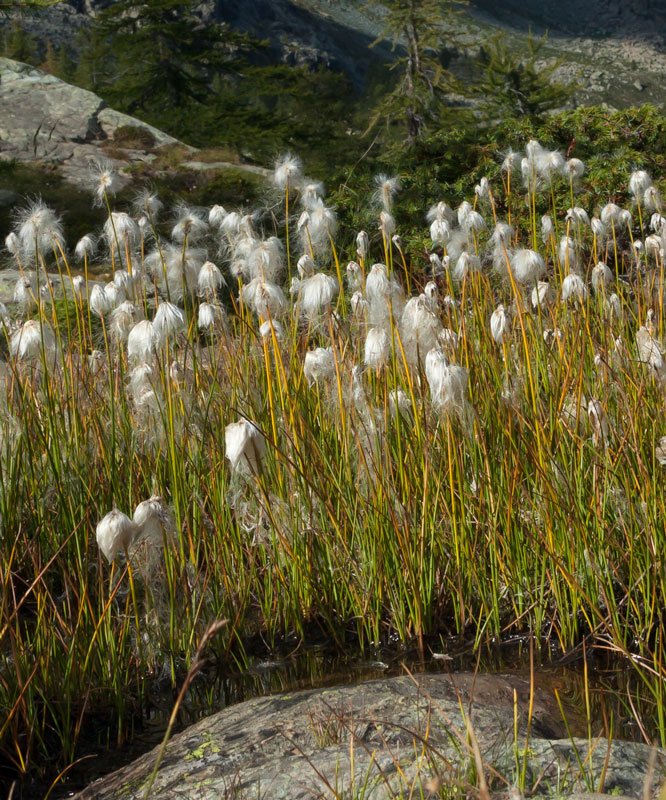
[73,673,666,800]
[0,58,183,193]
[0,57,269,194]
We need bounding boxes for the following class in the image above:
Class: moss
[112,124,156,150]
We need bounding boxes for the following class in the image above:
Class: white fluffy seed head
[601,203,621,226]
[531,281,554,310]
[113,269,136,297]
[430,218,451,245]
[153,302,186,341]
[650,213,666,234]
[587,398,609,446]
[198,302,225,330]
[475,176,491,198]
[630,170,652,199]
[104,282,126,310]
[591,217,607,239]
[365,263,389,302]
[10,319,55,362]
[103,212,140,254]
[427,201,455,224]
[110,301,140,342]
[208,204,228,229]
[89,284,110,316]
[462,209,486,233]
[350,290,368,316]
[133,495,175,546]
[297,254,316,279]
[636,324,664,372]
[378,211,395,238]
[561,273,588,303]
[501,149,521,174]
[5,231,19,257]
[225,419,267,474]
[127,319,156,363]
[16,200,64,260]
[490,304,510,344]
[373,174,400,212]
[656,436,666,466]
[294,272,338,319]
[541,215,554,243]
[591,262,613,293]
[511,249,545,285]
[644,186,662,213]
[364,327,391,370]
[171,207,208,244]
[541,150,565,180]
[618,209,633,229]
[241,279,287,320]
[356,230,369,259]
[75,234,96,262]
[564,158,585,180]
[559,237,579,272]
[13,277,36,311]
[303,347,335,386]
[301,181,325,208]
[96,509,139,562]
[273,154,302,190]
[566,207,590,227]
[198,260,225,295]
[221,211,241,238]
[259,319,284,340]
[490,222,514,249]
[400,295,443,367]
[388,388,411,419]
[247,238,284,282]
[425,349,469,416]
[605,293,622,322]
[452,252,481,283]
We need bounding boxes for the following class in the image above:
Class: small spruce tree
[88,0,257,121]
[3,18,37,63]
[474,31,578,120]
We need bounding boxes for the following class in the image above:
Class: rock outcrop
[74,673,665,800]
[0,57,183,192]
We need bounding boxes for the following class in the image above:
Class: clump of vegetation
[1,128,666,795]
[3,2,666,795]
[111,124,156,150]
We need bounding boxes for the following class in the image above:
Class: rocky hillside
[285,0,666,109]
[5,0,666,108]
[0,0,664,210]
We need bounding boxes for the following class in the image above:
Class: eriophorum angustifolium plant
[1,143,666,784]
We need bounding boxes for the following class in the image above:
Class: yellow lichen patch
[184,732,221,761]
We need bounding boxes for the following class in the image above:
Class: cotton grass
[3,143,666,794]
